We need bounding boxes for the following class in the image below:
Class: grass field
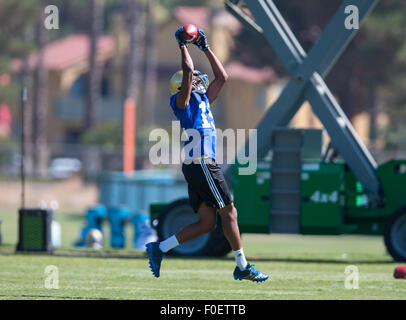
[0,208,406,300]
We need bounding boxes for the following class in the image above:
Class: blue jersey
[170,91,216,160]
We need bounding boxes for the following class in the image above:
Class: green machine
[151,0,406,261]
[232,135,406,262]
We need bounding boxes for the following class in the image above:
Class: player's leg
[201,157,269,282]
[218,203,247,272]
[218,203,269,282]
[147,161,217,278]
[175,201,217,244]
[158,201,216,252]
[147,201,216,278]
[218,203,245,269]
[218,202,241,250]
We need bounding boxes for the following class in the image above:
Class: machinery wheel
[157,198,231,257]
[384,206,406,262]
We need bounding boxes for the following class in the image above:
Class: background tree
[32,0,50,177]
[143,0,159,126]
[125,0,145,102]
[231,0,406,152]
[0,1,39,176]
[86,0,105,130]
[0,1,38,109]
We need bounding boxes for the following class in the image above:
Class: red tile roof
[13,34,114,72]
[225,61,276,84]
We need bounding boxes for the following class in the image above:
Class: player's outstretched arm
[193,28,228,104]
[175,30,194,110]
[204,48,228,104]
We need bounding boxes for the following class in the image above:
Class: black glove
[193,28,210,52]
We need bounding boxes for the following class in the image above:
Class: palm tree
[33,0,49,177]
[86,0,104,130]
[143,0,159,126]
[21,27,34,177]
[125,0,145,102]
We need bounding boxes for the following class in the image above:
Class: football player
[146,27,268,283]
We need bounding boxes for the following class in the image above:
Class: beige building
[14,34,117,144]
[14,5,374,158]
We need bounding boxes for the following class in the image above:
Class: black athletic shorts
[182,157,233,213]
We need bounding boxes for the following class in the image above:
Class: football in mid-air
[181,24,198,42]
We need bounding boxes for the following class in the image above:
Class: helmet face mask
[169,70,209,95]
[192,70,209,94]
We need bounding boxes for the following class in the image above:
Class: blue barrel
[74,205,107,247]
[107,206,130,248]
[131,212,158,250]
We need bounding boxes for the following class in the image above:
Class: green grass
[0,209,406,300]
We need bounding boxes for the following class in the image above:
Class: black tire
[157,198,231,257]
[384,206,406,262]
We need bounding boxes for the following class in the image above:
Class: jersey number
[199,101,215,129]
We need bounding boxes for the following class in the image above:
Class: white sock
[159,235,179,253]
[233,248,248,271]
